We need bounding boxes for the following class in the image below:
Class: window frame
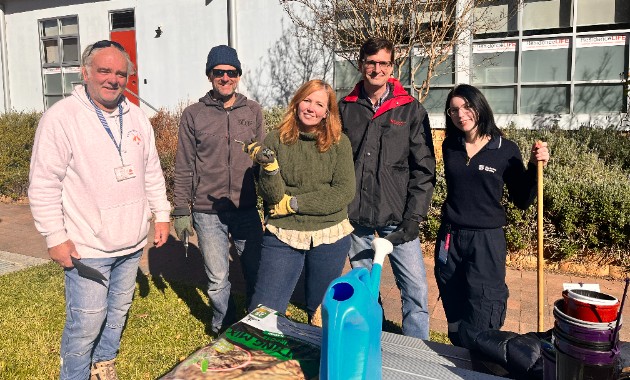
[38,15,81,109]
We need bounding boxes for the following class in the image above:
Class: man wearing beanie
[172,45,265,335]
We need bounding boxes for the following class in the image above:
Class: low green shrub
[2,105,627,264]
[570,125,630,172]
[0,111,41,199]
[504,127,630,262]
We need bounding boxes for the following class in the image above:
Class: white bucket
[567,289,619,306]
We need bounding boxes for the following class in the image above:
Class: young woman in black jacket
[435,84,550,348]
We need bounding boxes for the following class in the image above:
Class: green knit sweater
[259,129,356,232]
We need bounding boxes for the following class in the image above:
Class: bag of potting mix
[159,306,322,379]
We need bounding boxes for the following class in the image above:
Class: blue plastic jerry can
[319,237,393,380]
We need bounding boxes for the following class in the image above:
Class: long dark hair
[444,84,502,139]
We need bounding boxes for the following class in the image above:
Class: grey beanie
[205,45,242,76]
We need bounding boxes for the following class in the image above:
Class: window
[334,57,361,97]
[521,85,569,114]
[472,42,517,84]
[412,47,454,113]
[522,0,572,34]
[474,0,520,38]
[521,38,571,82]
[574,84,624,113]
[111,10,135,30]
[574,35,626,81]
[39,16,80,109]
[472,42,517,113]
[573,34,627,113]
[479,86,516,114]
[576,0,630,29]
[471,6,629,115]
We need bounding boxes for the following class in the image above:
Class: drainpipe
[0,3,10,112]
[227,0,236,49]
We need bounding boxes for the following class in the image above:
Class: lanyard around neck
[86,92,124,164]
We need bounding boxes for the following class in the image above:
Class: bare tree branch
[282,0,522,101]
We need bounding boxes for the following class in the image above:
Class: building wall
[1,0,288,113]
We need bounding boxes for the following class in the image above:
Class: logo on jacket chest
[389,118,406,126]
[126,130,142,146]
[238,119,253,126]
[478,164,497,173]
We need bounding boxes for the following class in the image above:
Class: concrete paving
[1,201,628,341]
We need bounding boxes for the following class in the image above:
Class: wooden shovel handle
[537,159,544,332]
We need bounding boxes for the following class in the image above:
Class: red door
[110,30,139,106]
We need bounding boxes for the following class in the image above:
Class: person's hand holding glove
[385,219,420,246]
[243,139,279,173]
[173,215,194,241]
[269,194,298,218]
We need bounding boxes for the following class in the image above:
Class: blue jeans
[348,223,430,339]
[193,209,262,333]
[249,232,350,320]
[60,249,142,380]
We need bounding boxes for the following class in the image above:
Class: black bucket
[541,339,556,380]
[555,344,618,380]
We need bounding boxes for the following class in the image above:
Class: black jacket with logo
[339,78,436,228]
[441,134,537,229]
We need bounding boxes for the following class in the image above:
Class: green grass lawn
[0,262,448,379]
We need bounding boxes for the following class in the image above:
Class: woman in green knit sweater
[246,79,356,324]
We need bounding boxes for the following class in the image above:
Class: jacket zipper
[226,109,231,199]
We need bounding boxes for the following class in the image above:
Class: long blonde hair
[277,80,342,153]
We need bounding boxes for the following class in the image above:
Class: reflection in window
[412,55,454,87]
[60,17,78,35]
[42,40,59,64]
[577,0,630,27]
[41,19,58,37]
[575,36,626,81]
[472,42,517,84]
[43,72,63,95]
[479,87,515,114]
[334,60,361,89]
[522,0,572,32]
[44,96,63,109]
[521,39,570,82]
[574,85,624,113]
[63,70,81,93]
[422,88,452,114]
[521,86,569,114]
[474,0,519,36]
[396,58,410,87]
[62,38,79,63]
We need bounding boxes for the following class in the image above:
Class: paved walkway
[1,201,628,341]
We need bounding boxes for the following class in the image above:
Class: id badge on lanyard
[88,93,136,182]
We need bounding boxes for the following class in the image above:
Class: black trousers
[434,223,509,348]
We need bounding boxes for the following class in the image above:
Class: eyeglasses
[212,69,239,78]
[446,104,474,116]
[87,40,125,57]
[362,60,393,69]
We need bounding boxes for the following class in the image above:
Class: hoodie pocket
[97,197,149,251]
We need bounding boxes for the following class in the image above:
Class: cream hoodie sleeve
[28,112,72,248]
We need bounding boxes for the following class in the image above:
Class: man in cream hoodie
[28,40,171,380]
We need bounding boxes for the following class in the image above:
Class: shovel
[537,155,544,331]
